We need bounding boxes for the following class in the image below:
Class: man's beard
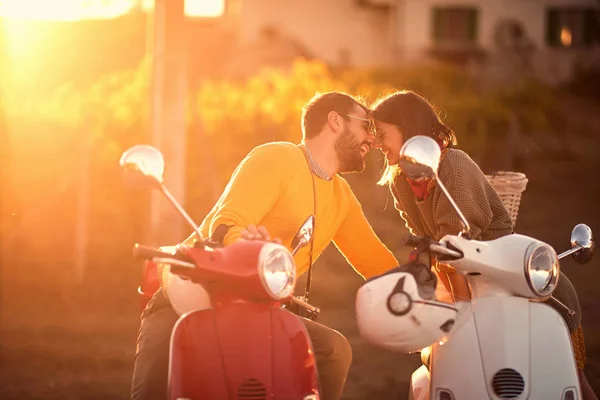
[335,126,368,174]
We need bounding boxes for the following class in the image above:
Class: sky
[0,0,226,20]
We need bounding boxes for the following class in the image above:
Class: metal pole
[0,24,10,277]
[149,0,188,245]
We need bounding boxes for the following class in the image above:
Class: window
[141,0,227,18]
[432,7,479,46]
[546,8,599,48]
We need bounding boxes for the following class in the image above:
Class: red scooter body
[138,259,159,311]
[136,240,320,400]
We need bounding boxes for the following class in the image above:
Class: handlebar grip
[402,233,426,248]
[132,244,193,263]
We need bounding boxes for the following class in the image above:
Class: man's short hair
[301,92,368,139]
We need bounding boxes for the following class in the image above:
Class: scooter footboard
[168,303,319,400]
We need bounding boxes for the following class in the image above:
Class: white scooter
[356,136,595,400]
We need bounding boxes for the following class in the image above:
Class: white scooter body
[354,136,594,400]
[411,298,580,399]
[409,234,581,400]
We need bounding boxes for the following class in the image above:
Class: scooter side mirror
[119,144,203,240]
[398,136,471,237]
[291,216,316,256]
[570,224,595,264]
[119,144,165,189]
[398,135,441,181]
[558,224,595,263]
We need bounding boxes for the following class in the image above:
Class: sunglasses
[343,114,376,136]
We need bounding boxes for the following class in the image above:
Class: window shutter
[468,9,478,42]
[546,8,559,46]
[583,8,599,46]
[432,7,442,43]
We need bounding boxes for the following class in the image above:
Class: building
[222,0,600,83]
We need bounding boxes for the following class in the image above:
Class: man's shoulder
[243,141,301,161]
[253,141,300,153]
[333,174,351,187]
[332,175,360,201]
[249,141,303,159]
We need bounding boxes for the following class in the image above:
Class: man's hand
[240,225,282,244]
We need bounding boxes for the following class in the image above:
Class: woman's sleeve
[428,154,495,240]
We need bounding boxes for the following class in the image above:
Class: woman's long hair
[372,90,458,186]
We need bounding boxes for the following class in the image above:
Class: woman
[373,90,512,303]
[370,90,595,398]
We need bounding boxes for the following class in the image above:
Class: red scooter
[121,145,321,400]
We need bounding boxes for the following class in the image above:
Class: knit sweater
[198,141,399,279]
[390,148,514,241]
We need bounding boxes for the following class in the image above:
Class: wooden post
[148,0,188,245]
[73,129,91,285]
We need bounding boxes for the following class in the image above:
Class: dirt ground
[1,133,599,399]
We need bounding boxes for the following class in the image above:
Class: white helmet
[356,263,458,354]
[159,246,212,316]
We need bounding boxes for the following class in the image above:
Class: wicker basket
[485,171,528,228]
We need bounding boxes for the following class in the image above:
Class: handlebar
[429,243,462,258]
[402,234,463,259]
[401,233,425,248]
[136,243,322,313]
[133,244,196,271]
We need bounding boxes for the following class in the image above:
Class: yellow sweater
[197,141,398,279]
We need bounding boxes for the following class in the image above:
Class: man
[131,92,400,400]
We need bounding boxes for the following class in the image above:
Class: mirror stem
[550,295,576,316]
[160,184,204,240]
[291,239,307,256]
[290,296,320,314]
[558,245,583,260]
[436,179,471,236]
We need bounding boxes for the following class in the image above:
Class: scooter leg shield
[168,303,319,400]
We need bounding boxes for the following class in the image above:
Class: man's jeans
[131,289,352,400]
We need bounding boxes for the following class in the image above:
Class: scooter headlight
[258,243,296,300]
[524,243,559,297]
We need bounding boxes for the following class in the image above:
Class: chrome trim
[257,243,296,300]
[524,242,559,297]
[303,395,319,400]
[562,387,578,400]
[153,257,196,270]
[436,388,456,400]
